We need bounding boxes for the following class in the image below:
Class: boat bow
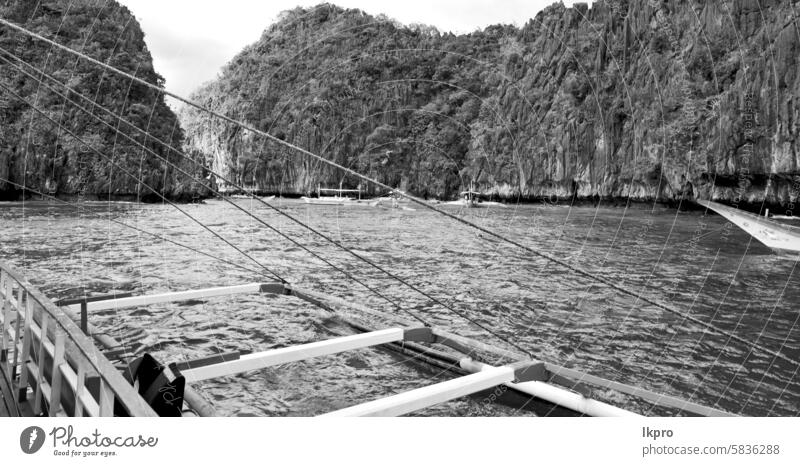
[696,200,800,254]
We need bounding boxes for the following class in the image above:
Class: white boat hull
[444,199,482,207]
[697,200,800,254]
[301,196,349,205]
[303,196,389,207]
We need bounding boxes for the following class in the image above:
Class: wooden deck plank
[98,379,113,417]
[33,313,49,414]
[71,363,91,417]
[320,366,515,417]
[10,290,23,378]
[17,296,33,401]
[0,362,19,417]
[0,277,11,363]
[181,328,404,382]
[49,331,66,416]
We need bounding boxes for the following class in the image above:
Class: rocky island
[0,0,207,201]
[1,1,798,211]
[180,1,799,211]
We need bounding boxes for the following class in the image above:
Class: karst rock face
[181,1,800,207]
[0,0,207,201]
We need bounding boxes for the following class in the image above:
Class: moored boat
[301,183,367,205]
[697,200,800,255]
[446,183,506,208]
[459,189,482,208]
[301,195,352,205]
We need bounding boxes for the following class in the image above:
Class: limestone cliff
[181,1,800,209]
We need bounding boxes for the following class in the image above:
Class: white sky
[116,1,583,98]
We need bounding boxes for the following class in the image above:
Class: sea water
[1,198,797,416]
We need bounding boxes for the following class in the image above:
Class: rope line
[0,176,270,278]
[0,78,286,284]
[0,48,540,347]
[0,51,435,328]
[0,18,795,367]
[0,21,534,353]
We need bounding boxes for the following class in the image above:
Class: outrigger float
[1,260,731,417]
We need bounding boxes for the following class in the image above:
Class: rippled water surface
[1,198,798,416]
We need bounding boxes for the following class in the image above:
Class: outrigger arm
[48,281,734,418]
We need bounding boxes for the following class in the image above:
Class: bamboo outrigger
[1,260,732,417]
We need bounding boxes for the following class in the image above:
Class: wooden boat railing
[0,261,156,417]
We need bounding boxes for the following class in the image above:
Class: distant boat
[302,195,351,205]
[443,189,506,208]
[439,181,483,208]
[371,194,416,210]
[301,183,364,205]
[697,200,800,255]
[459,190,482,208]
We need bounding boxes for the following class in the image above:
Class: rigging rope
[0,176,268,278]
[0,46,538,344]
[0,51,436,328]
[1,17,796,368]
[0,78,287,284]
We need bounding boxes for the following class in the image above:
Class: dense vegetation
[0,0,205,201]
[182,1,800,207]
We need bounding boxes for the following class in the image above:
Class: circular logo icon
[20,426,46,454]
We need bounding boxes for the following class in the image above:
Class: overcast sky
[116,0,582,99]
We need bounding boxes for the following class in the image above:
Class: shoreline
[0,192,791,217]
